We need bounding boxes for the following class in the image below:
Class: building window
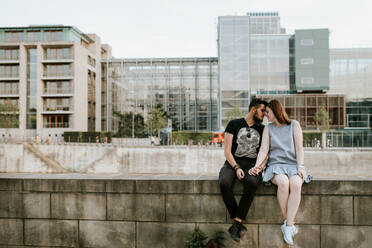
[0,82,19,95]
[44,98,71,111]
[4,31,24,42]
[300,39,314,46]
[301,58,314,65]
[44,81,71,94]
[44,30,63,41]
[26,31,41,42]
[43,114,69,128]
[88,55,96,67]
[45,47,71,60]
[0,49,19,60]
[44,64,71,77]
[0,65,19,77]
[301,77,314,84]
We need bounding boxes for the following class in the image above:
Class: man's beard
[253,114,263,124]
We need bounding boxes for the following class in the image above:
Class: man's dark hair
[249,98,268,111]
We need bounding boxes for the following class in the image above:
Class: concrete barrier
[0,174,371,247]
[0,143,372,178]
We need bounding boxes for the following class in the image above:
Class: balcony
[0,59,19,64]
[42,105,73,114]
[43,122,70,128]
[42,74,73,80]
[42,58,73,64]
[42,89,73,97]
[0,74,20,80]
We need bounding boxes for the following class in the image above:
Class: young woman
[248,99,307,245]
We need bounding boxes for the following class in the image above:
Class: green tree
[147,106,167,138]
[225,106,245,123]
[314,107,331,131]
[0,99,19,129]
[114,111,146,138]
[0,99,19,142]
[314,107,331,148]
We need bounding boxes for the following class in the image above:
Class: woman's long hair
[268,100,291,125]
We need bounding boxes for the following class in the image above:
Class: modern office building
[330,48,372,129]
[0,25,111,141]
[218,12,334,127]
[101,57,219,133]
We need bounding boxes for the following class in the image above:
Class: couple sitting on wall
[219,98,309,245]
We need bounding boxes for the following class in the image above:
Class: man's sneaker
[238,222,247,238]
[281,222,298,245]
[228,221,241,242]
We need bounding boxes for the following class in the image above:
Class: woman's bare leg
[287,175,303,225]
[271,174,290,220]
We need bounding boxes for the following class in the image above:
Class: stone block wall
[0,177,371,247]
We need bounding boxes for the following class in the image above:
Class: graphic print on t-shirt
[234,127,260,158]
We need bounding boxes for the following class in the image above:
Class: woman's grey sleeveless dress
[262,120,299,182]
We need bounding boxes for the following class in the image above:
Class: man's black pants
[218,160,261,220]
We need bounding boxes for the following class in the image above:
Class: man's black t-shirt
[224,118,265,165]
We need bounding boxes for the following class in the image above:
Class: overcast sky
[2,0,372,58]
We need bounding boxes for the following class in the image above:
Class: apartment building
[0,25,111,141]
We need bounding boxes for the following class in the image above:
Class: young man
[219,98,268,242]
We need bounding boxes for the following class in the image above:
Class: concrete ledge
[0,175,371,247]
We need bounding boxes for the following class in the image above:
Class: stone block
[296,195,321,224]
[136,222,194,248]
[24,179,79,192]
[199,223,258,248]
[302,180,372,195]
[106,180,135,193]
[354,196,372,225]
[245,195,321,224]
[194,180,220,194]
[255,183,277,195]
[23,193,50,218]
[51,193,106,220]
[0,192,23,217]
[107,193,165,221]
[259,224,320,248]
[79,220,135,248]
[78,180,106,192]
[0,179,22,191]
[136,180,194,193]
[25,219,77,247]
[321,225,372,248]
[0,219,23,245]
[166,195,226,222]
[320,196,353,224]
[246,196,282,224]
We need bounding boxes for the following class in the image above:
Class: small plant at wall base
[185,227,226,248]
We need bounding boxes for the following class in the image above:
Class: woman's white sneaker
[281,223,297,245]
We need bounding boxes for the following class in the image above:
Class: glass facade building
[256,94,346,129]
[330,48,372,129]
[102,58,219,133]
[218,13,292,126]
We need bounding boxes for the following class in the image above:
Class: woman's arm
[293,120,304,165]
[293,120,306,181]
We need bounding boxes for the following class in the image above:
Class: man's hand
[236,168,245,180]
